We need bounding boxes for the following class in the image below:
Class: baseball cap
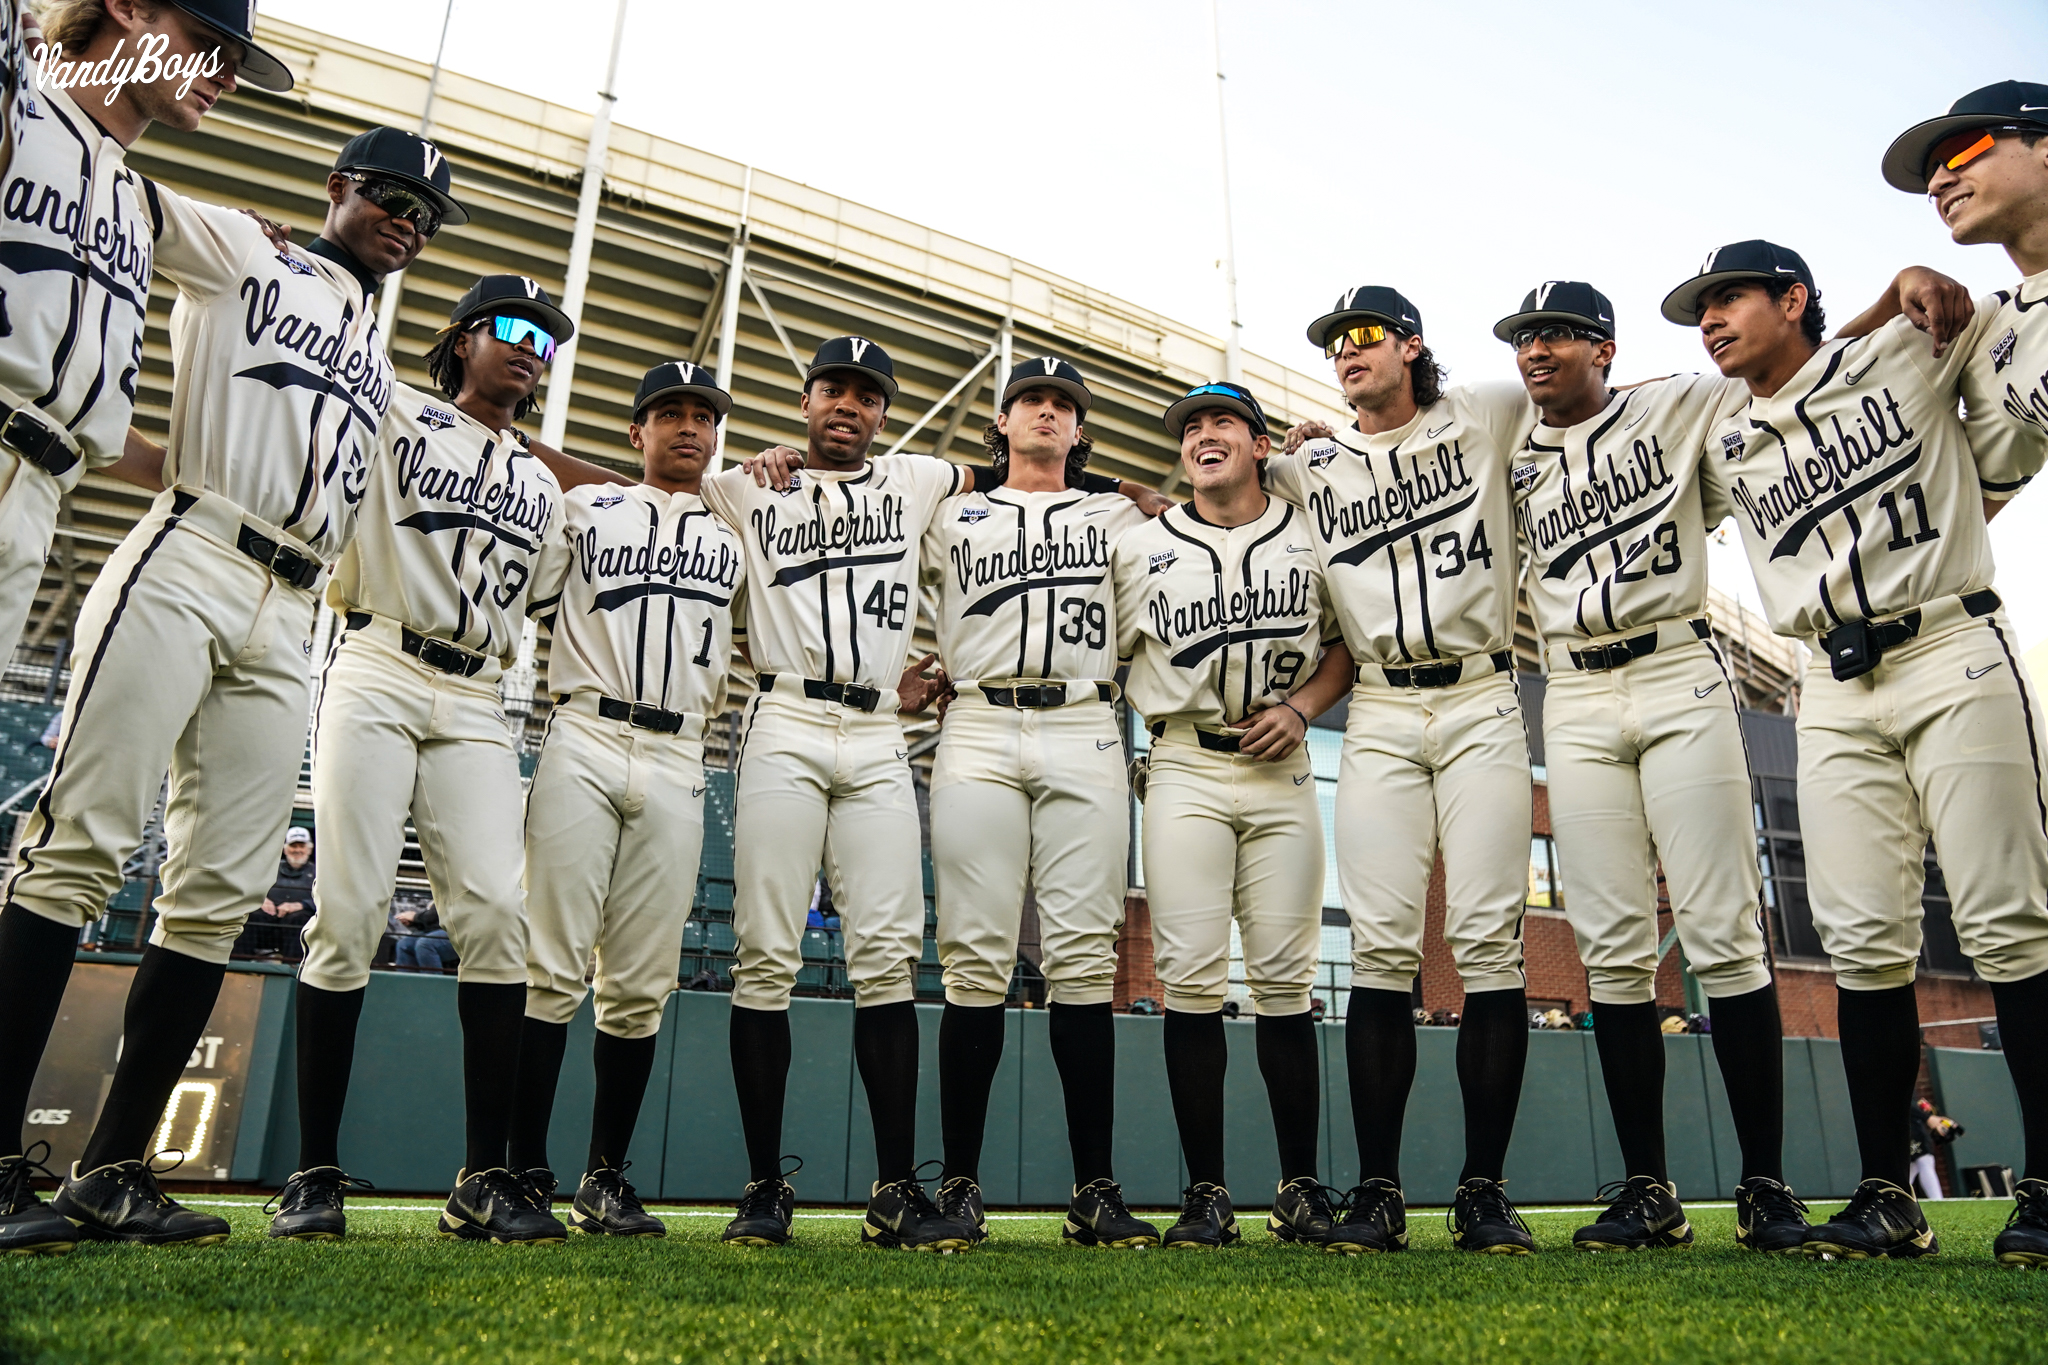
[634,360,731,422]
[448,275,574,344]
[1493,281,1616,343]
[805,336,897,403]
[334,127,470,228]
[285,827,312,845]
[166,0,293,93]
[999,355,1091,416]
[1306,285,1424,349]
[1660,241,1815,326]
[1163,381,1269,440]
[1882,81,2048,194]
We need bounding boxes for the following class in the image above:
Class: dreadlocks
[424,319,543,422]
[982,414,1095,487]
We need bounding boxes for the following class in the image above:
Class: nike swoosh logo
[691,786,706,797]
[1284,544,1313,553]
[2023,105,2048,112]
[1096,740,1118,750]
[1293,773,1311,785]
[1623,409,1648,430]
[1496,705,1517,717]
[1844,358,1877,386]
[895,750,909,760]
[1425,423,1452,439]
[1695,682,1723,698]
[1966,662,2004,680]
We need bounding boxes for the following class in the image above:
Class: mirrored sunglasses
[345,173,444,237]
[1925,124,2040,180]
[1322,323,1393,358]
[476,314,557,363]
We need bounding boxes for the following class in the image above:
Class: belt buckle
[628,703,670,732]
[842,684,879,712]
[1014,683,1061,709]
[0,408,56,471]
[1411,663,1452,688]
[419,638,468,674]
[1581,643,1624,671]
[270,544,318,589]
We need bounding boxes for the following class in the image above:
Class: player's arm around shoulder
[1456,379,1540,457]
[526,488,586,631]
[141,179,271,301]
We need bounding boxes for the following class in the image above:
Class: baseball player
[504,360,743,1239]
[1671,239,2048,1263]
[270,275,572,1247]
[0,0,294,1255]
[912,356,1158,1252]
[1273,287,1539,1255]
[1112,380,1352,1251]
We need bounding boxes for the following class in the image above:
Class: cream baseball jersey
[144,190,393,559]
[1264,382,1533,665]
[1700,310,2005,638]
[1514,373,1746,641]
[921,486,1144,681]
[528,480,743,715]
[1112,497,1338,729]
[1963,267,2048,501]
[329,382,562,659]
[702,453,964,688]
[0,0,153,473]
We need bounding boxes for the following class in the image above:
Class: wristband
[1281,699,1308,728]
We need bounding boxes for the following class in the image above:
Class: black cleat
[1063,1178,1160,1248]
[1329,1178,1407,1254]
[518,1167,559,1215]
[915,1176,988,1252]
[570,1165,665,1238]
[1449,1177,1536,1255]
[1573,1176,1692,1252]
[1995,1178,2048,1268]
[0,1145,76,1256]
[266,1166,374,1241]
[51,1158,231,1246]
[1163,1182,1240,1250]
[1802,1179,1938,1261]
[1734,1176,1811,1254]
[1267,1176,1342,1249]
[861,1172,942,1250]
[437,1167,567,1244]
[721,1169,798,1247]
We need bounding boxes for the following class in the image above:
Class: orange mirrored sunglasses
[1925,124,2038,180]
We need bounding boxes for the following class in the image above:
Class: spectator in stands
[805,876,840,931]
[1909,1098,1962,1200]
[393,898,457,972]
[38,713,59,750]
[232,828,318,960]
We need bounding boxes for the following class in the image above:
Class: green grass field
[1,1197,2041,1364]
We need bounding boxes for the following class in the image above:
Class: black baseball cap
[334,127,470,228]
[804,336,897,403]
[634,360,731,422]
[1306,285,1424,349]
[168,0,293,93]
[1660,241,1816,325]
[1883,81,2048,193]
[448,275,574,342]
[1494,281,1616,343]
[999,355,1091,416]
[1163,381,1268,440]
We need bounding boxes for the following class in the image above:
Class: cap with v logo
[999,355,1091,415]
[805,336,897,402]
[1882,80,2048,193]
[333,126,470,227]
[447,274,574,343]
[1660,241,1815,325]
[1306,285,1424,349]
[634,360,731,422]
[1494,280,1616,343]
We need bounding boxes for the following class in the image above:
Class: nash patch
[1992,326,2017,374]
[593,491,625,508]
[1148,549,1177,575]
[958,506,989,523]
[277,253,315,277]
[1304,438,1340,469]
[417,405,457,431]
[1512,463,1538,491]
[1720,431,1746,461]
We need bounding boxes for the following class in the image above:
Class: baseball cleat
[721,1172,798,1247]
[1328,1178,1407,1254]
[0,1145,77,1255]
[1733,1176,1811,1254]
[1267,1176,1342,1249]
[1062,1178,1160,1248]
[1994,1178,2048,1268]
[1448,1177,1535,1255]
[266,1166,374,1241]
[51,1158,231,1246]
[519,1167,559,1215]
[570,1165,665,1238]
[1802,1179,1938,1260]
[437,1167,567,1244]
[1573,1176,1693,1251]
[914,1176,988,1252]
[1162,1182,1240,1250]
[860,1173,942,1250]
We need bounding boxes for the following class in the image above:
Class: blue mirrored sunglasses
[481,314,557,363]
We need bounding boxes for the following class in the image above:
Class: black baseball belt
[979,681,1116,709]
[1569,619,1711,672]
[757,673,881,713]
[1378,651,1512,690]
[595,696,687,734]
[1149,721,1240,753]
[1821,589,2000,682]
[170,489,324,590]
[346,611,489,677]
[0,404,78,479]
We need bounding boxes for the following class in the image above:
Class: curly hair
[1408,339,1447,408]
[982,413,1094,487]
[1760,278,1828,347]
[33,0,143,49]
[424,320,541,422]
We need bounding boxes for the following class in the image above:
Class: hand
[238,208,295,252]
[260,898,278,917]
[395,909,417,927]
[278,902,303,916]
[745,445,806,489]
[1283,420,1334,455]
[1231,700,1308,761]
[1895,266,1975,357]
[1129,485,1175,518]
[896,653,952,714]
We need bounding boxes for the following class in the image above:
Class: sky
[267,0,2048,647]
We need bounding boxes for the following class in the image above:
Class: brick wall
[1112,893,1160,1010]
[1774,960,1995,1044]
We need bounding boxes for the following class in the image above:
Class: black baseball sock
[1835,983,1919,1187]
[79,946,225,1169]
[1707,983,1784,1182]
[457,982,526,1174]
[1346,987,1415,1185]
[1049,1001,1116,1186]
[0,904,79,1153]
[1162,1008,1227,1188]
[729,1005,791,1183]
[1991,971,2048,1182]
[853,1000,919,1186]
[1456,987,1528,1184]
[1592,1000,1667,1182]
[294,982,365,1170]
[938,1001,1005,1183]
[588,1029,658,1174]
[507,1016,568,1173]
[1256,1009,1320,1182]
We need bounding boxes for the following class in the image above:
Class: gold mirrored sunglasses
[1323,323,1396,358]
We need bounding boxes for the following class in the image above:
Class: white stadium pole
[1210,0,1243,384]
[711,166,753,471]
[374,0,456,350]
